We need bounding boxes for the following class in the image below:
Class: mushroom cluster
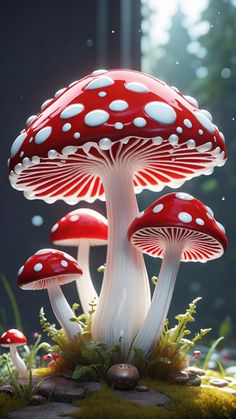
[9,68,227,360]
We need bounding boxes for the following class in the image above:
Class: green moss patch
[0,393,26,416]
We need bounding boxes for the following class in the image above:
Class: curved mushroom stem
[47,283,82,340]
[92,168,151,358]
[10,345,27,378]
[129,243,183,360]
[76,241,98,316]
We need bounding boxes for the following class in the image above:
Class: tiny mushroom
[50,208,108,316]
[128,192,227,358]
[18,249,83,340]
[0,329,27,377]
[9,69,226,356]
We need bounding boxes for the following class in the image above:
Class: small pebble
[187,367,205,376]
[171,371,189,384]
[135,385,149,392]
[0,384,15,397]
[208,378,229,388]
[29,394,47,405]
[187,376,201,387]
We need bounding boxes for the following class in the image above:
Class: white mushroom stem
[129,243,183,359]
[76,241,98,316]
[92,168,151,358]
[9,345,27,378]
[47,283,82,340]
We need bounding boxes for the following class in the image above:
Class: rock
[38,376,101,403]
[0,385,16,397]
[171,370,189,384]
[114,388,171,406]
[29,394,47,405]
[106,364,139,390]
[2,402,78,419]
[225,366,236,377]
[186,366,205,376]
[208,378,229,388]
[135,385,149,392]
[186,376,201,387]
[202,384,236,397]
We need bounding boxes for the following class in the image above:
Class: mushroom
[9,69,226,356]
[128,192,227,358]
[50,208,108,316]
[106,363,139,389]
[18,249,83,340]
[0,329,27,377]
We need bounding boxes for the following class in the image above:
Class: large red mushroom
[128,192,227,358]
[9,69,226,356]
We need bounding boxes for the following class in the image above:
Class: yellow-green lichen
[0,393,26,416]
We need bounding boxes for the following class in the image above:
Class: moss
[67,379,236,419]
[0,393,26,416]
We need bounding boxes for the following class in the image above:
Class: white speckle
[11,133,27,157]
[62,123,72,132]
[219,132,225,142]
[51,223,59,233]
[99,138,112,150]
[206,206,214,218]
[7,338,11,343]
[212,146,221,156]
[200,109,213,121]
[85,76,114,90]
[41,99,52,110]
[114,122,123,130]
[84,109,109,127]
[133,117,147,127]
[187,139,196,149]
[62,146,77,155]
[171,86,179,92]
[20,151,24,158]
[22,157,31,167]
[168,134,179,145]
[69,80,78,87]
[92,69,107,76]
[70,215,79,222]
[216,221,226,234]
[29,137,33,143]
[144,102,177,125]
[153,203,164,213]
[183,119,192,128]
[125,82,149,93]
[32,156,40,164]
[48,149,58,159]
[197,142,212,152]
[34,263,43,272]
[35,127,52,144]
[196,218,204,225]
[73,132,80,139]
[55,88,66,97]
[109,100,128,111]
[26,115,37,127]
[18,266,24,276]
[222,196,225,201]
[152,137,163,145]
[61,260,68,267]
[176,127,183,134]
[60,104,84,119]
[137,211,144,218]
[199,129,204,135]
[14,163,23,174]
[184,95,198,108]
[178,212,192,223]
[176,192,194,200]
[31,215,44,227]
[195,111,215,133]
[98,91,107,97]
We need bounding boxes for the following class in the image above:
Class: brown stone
[208,378,229,388]
[186,366,206,376]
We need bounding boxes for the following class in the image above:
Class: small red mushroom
[0,329,27,377]
[50,208,108,316]
[128,192,227,358]
[18,249,83,340]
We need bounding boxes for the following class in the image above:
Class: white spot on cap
[99,138,112,150]
[98,91,107,97]
[153,203,164,213]
[176,192,194,200]
[178,212,192,223]
[84,110,109,127]
[109,100,128,112]
[11,133,27,157]
[125,82,149,93]
[41,99,52,110]
[62,146,77,155]
[69,80,78,87]
[48,150,58,159]
[133,117,147,127]
[26,115,37,127]
[216,221,226,234]
[60,104,84,119]
[35,127,52,144]
[200,109,213,121]
[187,139,196,149]
[55,88,66,97]
[92,69,107,75]
[61,260,68,267]
[212,146,221,156]
[18,266,24,276]
[183,119,192,128]
[144,102,177,125]
[195,111,215,133]
[62,123,72,133]
[176,127,183,134]
[22,157,31,168]
[73,132,80,139]
[199,129,204,135]
[20,151,24,158]
[31,215,44,226]
[51,223,59,232]
[70,215,79,222]
[152,137,163,145]
[196,218,204,225]
[197,142,212,152]
[206,206,214,218]
[168,134,179,145]
[32,156,40,164]
[14,163,23,174]
[34,263,43,272]
[85,76,114,90]
[184,95,198,108]
[137,211,144,218]
[7,338,11,343]
[171,86,179,92]
[114,122,123,130]
[220,132,225,142]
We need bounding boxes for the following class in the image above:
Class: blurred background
[0,0,235,358]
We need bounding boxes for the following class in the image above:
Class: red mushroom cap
[18,248,83,290]
[50,208,108,246]
[0,329,27,346]
[128,192,227,262]
[9,69,226,204]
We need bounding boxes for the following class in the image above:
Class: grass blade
[202,336,224,370]
[0,275,23,331]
